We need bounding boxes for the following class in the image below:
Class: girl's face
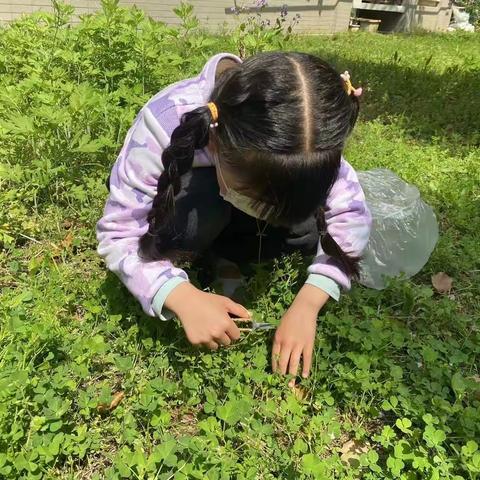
[206,141,273,220]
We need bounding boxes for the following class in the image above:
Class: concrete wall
[355,0,452,32]
[0,0,452,32]
[216,0,355,33]
[0,0,96,23]
[0,0,353,34]
[412,0,452,31]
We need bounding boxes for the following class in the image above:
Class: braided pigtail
[311,77,361,280]
[314,72,361,279]
[139,106,213,260]
[316,209,361,279]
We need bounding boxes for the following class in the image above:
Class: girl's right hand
[164,282,251,350]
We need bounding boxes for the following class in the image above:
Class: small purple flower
[281,3,288,16]
[254,0,268,7]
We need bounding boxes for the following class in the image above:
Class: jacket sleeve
[305,157,372,300]
[96,107,188,318]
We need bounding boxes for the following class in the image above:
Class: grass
[0,4,479,479]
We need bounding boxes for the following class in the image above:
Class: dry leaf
[109,391,125,410]
[61,231,73,250]
[96,402,110,414]
[431,272,453,294]
[49,242,61,252]
[97,391,125,413]
[291,384,308,401]
[50,231,73,258]
[340,439,369,467]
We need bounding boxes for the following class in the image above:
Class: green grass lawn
[0,3,479,479]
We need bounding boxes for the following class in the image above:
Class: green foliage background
[0,1,479,478]
[462,0,480,27]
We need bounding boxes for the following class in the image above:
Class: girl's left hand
[272,285,329,386]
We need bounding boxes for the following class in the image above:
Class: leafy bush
[229,2,301,58]
[0,1,479,478]
[462,0,480,27]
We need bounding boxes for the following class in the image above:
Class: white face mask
[215,156,273,221]
[221,188,270,219]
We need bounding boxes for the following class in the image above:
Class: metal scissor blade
[252,322,276,331]
[233,317,276,332]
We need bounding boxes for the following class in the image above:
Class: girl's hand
[165,282,251,350]
[272,285,329,386]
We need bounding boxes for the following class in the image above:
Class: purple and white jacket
[96,53,372,320]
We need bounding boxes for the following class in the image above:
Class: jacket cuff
[152,277,189,321]
[305,274,341,302]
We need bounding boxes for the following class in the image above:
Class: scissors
[233,318,276,332]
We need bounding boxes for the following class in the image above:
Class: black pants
[107,167,319,265]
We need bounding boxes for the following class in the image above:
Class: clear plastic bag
[356,169,439,290]
[448,6,475,32]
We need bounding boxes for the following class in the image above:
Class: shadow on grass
[97,255,288,383]
[305,48,480,149]
[98,271,181,341]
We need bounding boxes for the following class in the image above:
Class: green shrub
[462,0,480,27]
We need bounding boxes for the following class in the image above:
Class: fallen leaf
[61,231,73,249]
[431,272,453,294]
[97,391,125,413]
[109,391,125,410]
[291,384,308,401]
[49,242,61,252]
[96,403,110,414]
[50,231,74,259]
[340,439,369,467]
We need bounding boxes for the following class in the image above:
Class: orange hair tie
[207,102,219,126]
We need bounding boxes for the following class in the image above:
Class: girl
[97,51,372,385]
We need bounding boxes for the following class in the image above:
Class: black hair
[139,51,361,278]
